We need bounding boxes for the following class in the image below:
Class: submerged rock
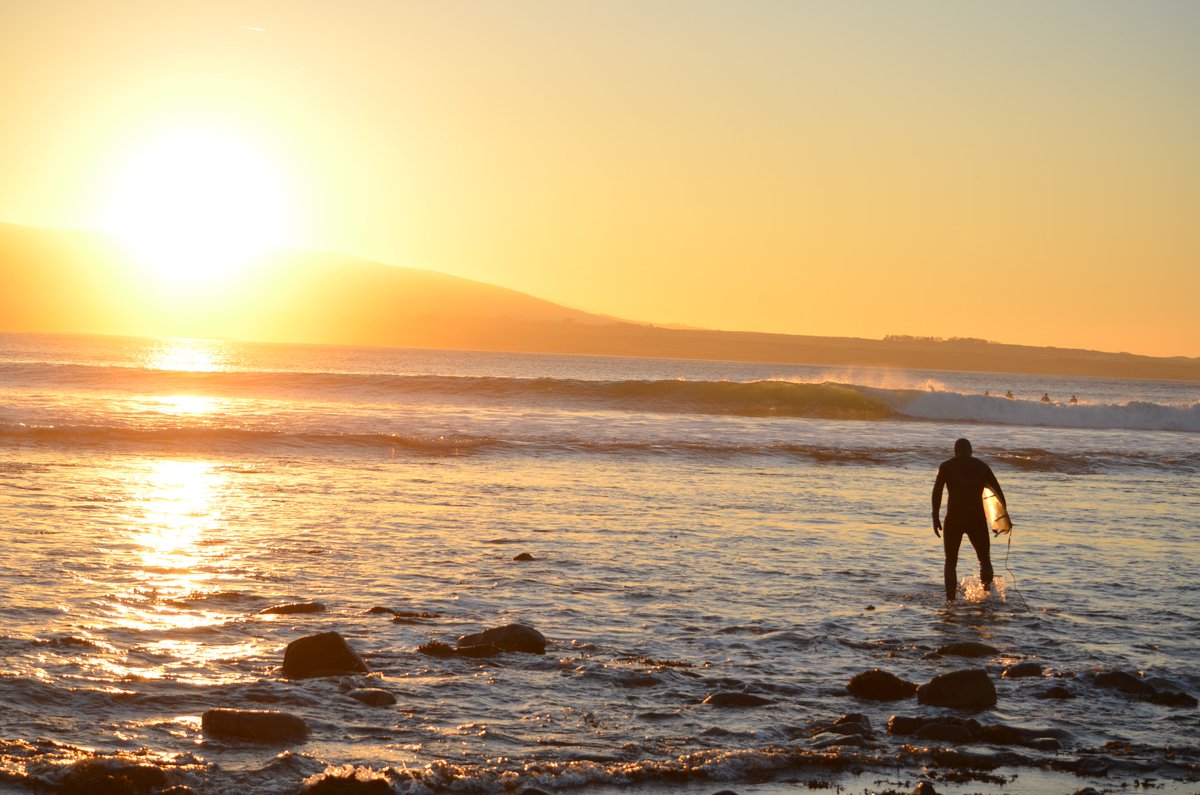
[348,688,397,707]
[1146,688,1198,707]
[1003,661,1044,678]
[201,708,309,742]
[1093,670,1196,706]
[917,669,996,709]
[365,606,399,616]
[1094,670,1154,695]
[258,601,326,615]
[847,669,917,701]
[513,552,535,561]
[1036,684,1076,700]
[457,623,546,655]
[703,692,774,708]
[282,631,370,678]
[936,641,998,658]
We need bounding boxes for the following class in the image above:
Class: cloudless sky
[2,0,1198,356]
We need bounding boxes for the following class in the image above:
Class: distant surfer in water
[932,438,1008,602]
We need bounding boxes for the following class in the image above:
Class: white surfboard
[983,487,1011,534]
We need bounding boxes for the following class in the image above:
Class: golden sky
[2,1,1197,356]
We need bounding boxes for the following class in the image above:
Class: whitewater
[1,332,1198,794]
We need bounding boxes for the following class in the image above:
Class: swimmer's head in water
[954,438,972,457]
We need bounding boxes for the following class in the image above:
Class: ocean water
[1,332,1198,795]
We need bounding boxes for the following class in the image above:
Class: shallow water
[1,333,1198,793]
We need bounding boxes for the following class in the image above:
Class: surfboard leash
[1001,529,1031,612]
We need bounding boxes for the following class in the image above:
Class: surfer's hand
[932,519,941,538]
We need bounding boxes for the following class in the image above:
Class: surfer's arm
[931,467,945,536]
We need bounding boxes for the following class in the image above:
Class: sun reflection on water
[143,338,232,372]
[119,459,228,633]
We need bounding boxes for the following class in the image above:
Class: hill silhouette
[2,222,1197,380]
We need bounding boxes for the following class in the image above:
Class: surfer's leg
[942,525,964,601]
[966,524,993,589]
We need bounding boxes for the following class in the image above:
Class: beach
[1,332,1198,794]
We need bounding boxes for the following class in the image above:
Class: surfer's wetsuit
[932,452,1005,601]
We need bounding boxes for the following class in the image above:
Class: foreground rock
[201,708,309,742]
[916,669,996,709]
[258,601,325,615]
[847,669,918,701]
[457,624,546,655]
[282,631,370,678]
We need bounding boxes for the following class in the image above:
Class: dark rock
[1072,787,1104,795]
[913,781,940,795]
[834,713,872,732]
[1003,661,1043,679]
[1094,670,1154,696]
[980,723,1022,745]
[258,601,325,615]
[710,791,740,795]
[416,640,455,657]
[614,673,661,688]
[513,552,535,561]
[917,721,977,743]
[365,606,399,616]
[457,624,546,655]
[847,669,918,701]
[282,631,370,678]
[1146,688,1198,707]
[917,669,997,709]
[1029,736,1062,751]
[702,692,774,708]
[812,733,866,749]
[456,642,503,658]
[936,641,998,658]
[158,788,197,795]
[1035,684,1076,700]
[518,789,554,795]
[390,610,437,623]
[201,708,309,742]
[349,688,397,707]
[887,715,924,736]
[865,605,875,610]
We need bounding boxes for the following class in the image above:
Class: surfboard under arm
[983,487,1012,534]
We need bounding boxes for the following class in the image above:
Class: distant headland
[2,222,1197,381]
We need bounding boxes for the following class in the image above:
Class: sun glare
[102,126,293,288]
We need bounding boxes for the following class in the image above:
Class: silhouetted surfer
[932,438,1008,602]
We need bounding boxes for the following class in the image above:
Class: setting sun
[101,125,293,288]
